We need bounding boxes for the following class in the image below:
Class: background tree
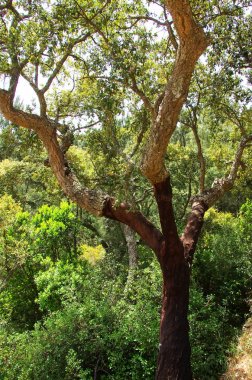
[0,0,251,378]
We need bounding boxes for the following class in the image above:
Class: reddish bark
[153,177,180,250]
[182,201,208,265]
[152,178,207,379]
[156,256,192,380]
[103,198,164,257]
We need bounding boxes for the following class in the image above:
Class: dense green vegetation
[0,196,251,379]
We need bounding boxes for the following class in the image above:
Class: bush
[0,202,251,379]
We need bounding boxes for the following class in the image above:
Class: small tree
[0,0,251,378]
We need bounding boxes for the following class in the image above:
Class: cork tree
[0,0,251,378]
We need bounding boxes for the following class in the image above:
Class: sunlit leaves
[79,244,105,265]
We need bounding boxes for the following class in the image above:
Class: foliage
[194,205,252,327]
[0,120,62,209]
[0,202,251,379]
[0,200,103,330]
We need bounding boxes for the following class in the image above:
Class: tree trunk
[156,253,192,380]
[122,224,138,270]
[122,224,138,292]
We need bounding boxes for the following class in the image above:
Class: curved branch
[181,201,207,265]
[0,88,45,131]
[140,0,209,184]
[0,88,163,256]
[192,135,252,208]
[181,135,251,264]
[103,199,164,257]
[41,33,91,95]
[129,70,154,116]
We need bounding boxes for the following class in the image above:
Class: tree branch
[163,5,178,51]
[192,135,252,208]
[103,199,164,257]
[140,0,209,184]
[181,135,251,264]
[130,15,167,27]
[0,88,163,256]
[41,32,91,95]
[129,70,154,116]
[153,176,181,251]
[181,201,207,265]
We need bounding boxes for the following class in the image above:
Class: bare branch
[130,15,167,27]
[21,70,47,116]
[72,121,101,132]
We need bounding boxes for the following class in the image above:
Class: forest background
[0,0,252,379]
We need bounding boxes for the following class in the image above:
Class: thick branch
[0,88,163,256]
[153,176,180,251]
[181,201,207,264]
[0,89,45,131]
[103,199,164,257]
[141,0,209,184]
[181,136,251,264]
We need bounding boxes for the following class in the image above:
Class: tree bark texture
[156,256,192,380]
[153,178,193,379]
[122,224,138,270]
[141,0,209,184]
